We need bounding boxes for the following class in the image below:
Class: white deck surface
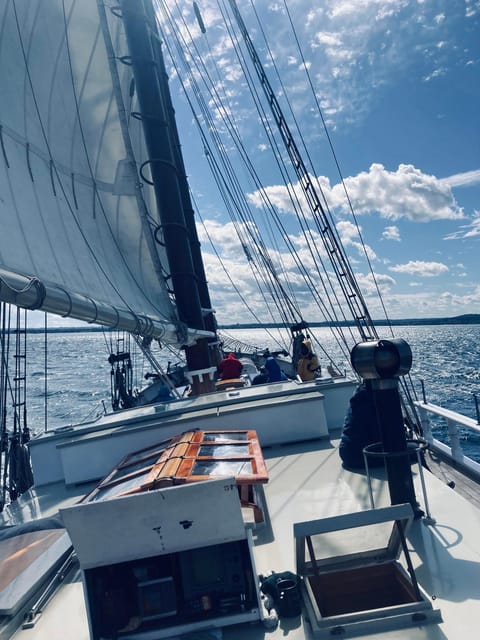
[5,434,480,640]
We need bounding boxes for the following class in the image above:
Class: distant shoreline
[21,313,480,333]
[221,313,480,330]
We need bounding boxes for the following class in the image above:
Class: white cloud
[444,211,480,239]
[465,0,480,18]
[197,219,246,258]
[389,261,449,277]
[367,286,480,318]
[382,225,401,241]
[163,0,476,138]
[330,164,464,221]
[326,0,407,21]
[439,169,480,188]
[247,164,463,223]
[315,32,343,47]
[422,67,447,82]
[336,219,359,243]
[336,220,377,260]
[359,271,396,294]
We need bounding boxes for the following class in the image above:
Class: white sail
[0,0,202,344]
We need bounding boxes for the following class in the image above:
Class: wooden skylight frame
[82,430,268,504]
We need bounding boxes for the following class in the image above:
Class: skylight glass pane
[309,521,394,562]
[202,432,248,442]
[125,444,168,463]
[192,460,253,476]
[108,454,159,481]
[198,444,249,456]
[90,470,152,502]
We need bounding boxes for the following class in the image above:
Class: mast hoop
[153,222,193,252]
[139,158,178,185]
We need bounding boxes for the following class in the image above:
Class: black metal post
[371,378,422,517]
[351,339,422,518]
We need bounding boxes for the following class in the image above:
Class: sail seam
[0,122,115,192]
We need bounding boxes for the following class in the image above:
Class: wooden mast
[120,0,216,394]
[142,0,221,366]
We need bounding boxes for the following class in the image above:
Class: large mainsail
[0,0,207,345]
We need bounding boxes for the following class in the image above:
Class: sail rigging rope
[0,304,34,508]
[215,0,361,351]
[154,1,306,330]
[225,0,378,342]
[156,3,317,324]
[280,0,395,339]
[154,0,362,367]
[0,304,10,511]
[193,196,292,353]
[182,11,305,316]
[161,1,368,360]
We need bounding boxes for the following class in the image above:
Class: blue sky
[31,0,479,330]
[158,0,480,324]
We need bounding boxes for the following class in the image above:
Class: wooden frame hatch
[82,430,268,521]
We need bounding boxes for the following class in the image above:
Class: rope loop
[117,55,133,66]
[154,225,165,246]
[109,5,123,18]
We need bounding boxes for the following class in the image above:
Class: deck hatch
[61,478,262,639]
[80,429,268,523]
[82,429,267,503]
[294,503,441,636]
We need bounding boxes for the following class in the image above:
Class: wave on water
[10,324,480,463]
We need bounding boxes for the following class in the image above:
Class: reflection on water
[18,324,480,462]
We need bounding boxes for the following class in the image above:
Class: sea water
[17,324,480,463]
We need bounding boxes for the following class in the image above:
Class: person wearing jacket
[265,356,287,382]
[338,381,382,469]
[296,339,320,381]
[218,352,243,380]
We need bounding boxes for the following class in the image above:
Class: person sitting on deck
[264,356,287,382]
[252,366,269,385]
[297,339,320,381]
[218,352,243,380]
[339,381,383,469]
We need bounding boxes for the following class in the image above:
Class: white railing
[414,400,480,481]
